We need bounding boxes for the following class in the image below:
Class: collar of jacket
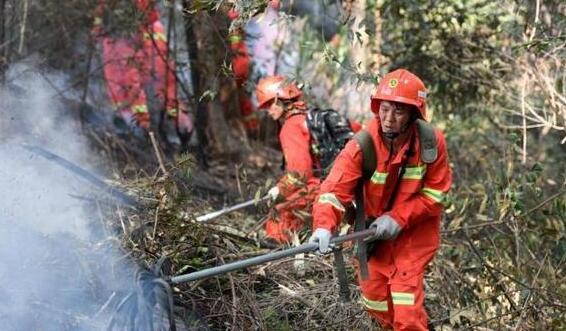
[374,117,417,164]
[284,102,307,119]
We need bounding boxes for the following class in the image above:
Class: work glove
[267,186,280,201]
[364,215,402,243]
[308,228,333,254]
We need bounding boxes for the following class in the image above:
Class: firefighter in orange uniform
[92,0,192,139]
[349,119,362,133]
[139,7,193,140]
[309,69,452,330]
[227,8,258,136]
[92,0,151,131]
[256,76,320,244]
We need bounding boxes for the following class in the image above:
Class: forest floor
[83,118,562,331]
[87,122,380,330]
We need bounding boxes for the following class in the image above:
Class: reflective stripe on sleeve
[143,32,167,42]
[361,296,388,311]
[132,104,149,114]
[243,112,258,121]
[403,165,426,180]
[391,292,415,306]
[421,187,444,203]
[370,171,388,184]
[229,34,242,44]
[370,166,426,185]
[153,32,167,42]
[318,193,345,212]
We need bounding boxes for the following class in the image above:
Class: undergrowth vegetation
[1,0,564,329]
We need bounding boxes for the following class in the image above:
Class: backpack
[352,119,438,280]
[306,108,354,178]
[354,119,439,181]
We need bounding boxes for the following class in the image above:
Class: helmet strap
[382,111,418,146]
[384,131,400,140]
[282,98,305,115]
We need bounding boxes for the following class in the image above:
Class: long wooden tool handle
[169,229,375,284]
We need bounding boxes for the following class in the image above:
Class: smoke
[0,62,142,330]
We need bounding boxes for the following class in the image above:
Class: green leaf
[199,90,216,102]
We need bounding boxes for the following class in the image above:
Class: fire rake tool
[108,229,376,330]
[195,195,270,222]
[168,228,374,283]
[111,228,375,330]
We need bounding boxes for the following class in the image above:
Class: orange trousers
[265,186,318,244]
[357,254,429,330]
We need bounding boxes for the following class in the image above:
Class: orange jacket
[276,113,320,198]
[349,119,362,133]
[228,30,250,85]
[227,9,250,85]
[312,118,451,272]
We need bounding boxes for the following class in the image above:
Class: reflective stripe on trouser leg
[390,273,428,330]
[361,295,388,312]
[391,292,415,305]
[357,259,393,329]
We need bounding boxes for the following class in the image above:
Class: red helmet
[370,69,428,120]
[256,76,302,109]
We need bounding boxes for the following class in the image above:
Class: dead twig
[152,206,159,240]
[217,252,239,329]
[149,131,169,178]
[464,232,518,312]
[513,253,548,330]
[523,188,566,216]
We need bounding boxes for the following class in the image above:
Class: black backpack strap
[352,130,377,280]
[416,119,438,163]
[354,130,377,181]
[349,123,436,279]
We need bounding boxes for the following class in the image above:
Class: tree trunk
[182,2,209,168]
[182,6,247,163]
[0,0,5,83]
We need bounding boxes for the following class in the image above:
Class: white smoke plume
[0,62,142,330]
